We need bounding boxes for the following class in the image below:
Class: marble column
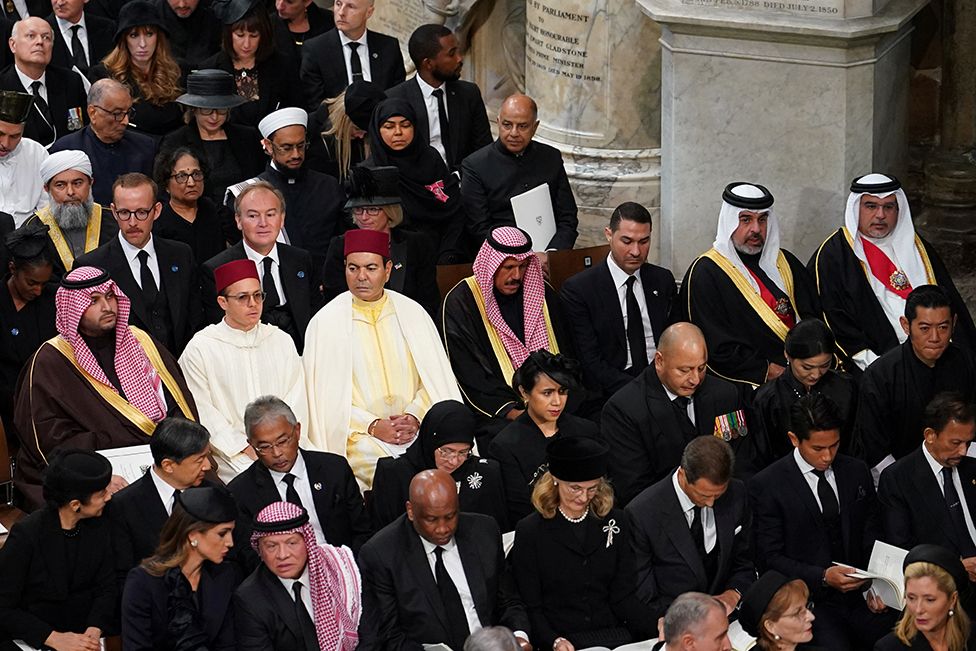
[637,0,929,276]
[521,0,663,249]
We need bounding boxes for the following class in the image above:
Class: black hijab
[403,399,476,471]
[365,98,463,225]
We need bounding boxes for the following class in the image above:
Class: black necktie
[262,257,281,309]
[70,25,88,70]
[942,467,976,556]
[672,395,696,440]
[812,469,839,520]
[347,42,363,81]
[434,546,471,650]
[689,506,706,557]
[29,81,54,135]
[137,250,158,305]
[431,87,452,164]
[292,582,318,651]
[282,472,303,508]
[625,276,648,371]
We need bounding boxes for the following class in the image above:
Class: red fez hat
[344,229,390,259]
[214,259,259,294]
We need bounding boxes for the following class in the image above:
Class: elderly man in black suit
[0,17,87,148]
[602,322,757,505]
[44,0,115,80]
[879,391,976,585]
[385,24,491,173]
[358,468,531,651]
[75,172,199,355]
[203,181,322,353]
[749,393,894,650]
[228,395,371,558]
[108,417,213,586]
[299,0,404,110]
[626,435,754,623]
[561,202,676,406]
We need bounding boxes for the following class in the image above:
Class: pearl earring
[950,609,955,617]
[190,539,199,548]
[552,480,558,486]
[773,635,780,641]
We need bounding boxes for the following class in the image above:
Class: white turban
[39,150,92,183]
[258,107,308,139]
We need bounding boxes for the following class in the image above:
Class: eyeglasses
[92,105,135,122]
[196,108,230,117]
[170,170,205,184]
[253,430,296,455]
[113,207,155,221]
[564,484,600,497]
[785,602,815,620]
[352,206,383,216]
[270,140,310,154]
[224,290,266,304]
[435,447,473,463]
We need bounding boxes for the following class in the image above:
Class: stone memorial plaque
[678,0,861,18]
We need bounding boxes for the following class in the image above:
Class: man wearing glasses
[225,106,344,272]
[228,394,371,561]
[180,258,311,482]
[76,171,200,355]
[50,78,156,205]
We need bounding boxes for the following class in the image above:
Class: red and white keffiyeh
[55,266,166,422]
[251,502,362,651]
[472,226,551,369]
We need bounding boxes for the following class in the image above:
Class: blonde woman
[306,80,385,181]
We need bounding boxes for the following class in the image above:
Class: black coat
[385,76,492,172]
[107,471,171,589]
[0,507,117,646]
[45,12,115,79]
[602,368,757,505]
[560,260,676,399]
[299,28,405,111]
[0,64,87,148]
[75,235,200,355]
[358,513,529,651]
[227,449,371,559]
[200,51,304,129]
[121,563,239,651]
[625,476,755,621]
[875,631,971,650]
[511,508,655,650]
[154,197,232,266]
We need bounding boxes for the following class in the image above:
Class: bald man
[602,322,757,505]
[460,94,578,252]
[358,469,531,651]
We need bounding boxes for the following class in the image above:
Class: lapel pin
[313,482,322,491]
[10,328,18,336]
[652,290,659,296]
[394,262,403,270]
[297,271,305,278]
[171,265,179,272]
[372,52,378,59]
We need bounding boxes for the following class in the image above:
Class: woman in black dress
[0,221,56,445]
[371,399,508,531]
[753,318,856,464]
[739,571,825,651]
[0,450,116,651]
[510,437,654,651]
[121,486,240,651]
[876,545,972,651]
[153,146,233,264]
[488,351,599,525]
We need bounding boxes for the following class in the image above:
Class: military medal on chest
[889,269,910,291]
[774,297,793,318]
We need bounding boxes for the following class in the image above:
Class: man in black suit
[45,0,115,80]
[204,181,322,353]
[75,172,199,355]
[561,202,676,404]
[358,468,531,651]
[299,0,404,110]
[626,435,754,622]
[386,24,491,173]
[602,322,756,505]
[108,417,213,586]
[749,393,894,650]
[878,391,976,580]
[1,17,87,148]
[229,395,371,558]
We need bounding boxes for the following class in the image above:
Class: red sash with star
[861,238,912,298]
[746,269,796,328]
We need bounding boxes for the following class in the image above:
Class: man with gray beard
[676,182,820,387]
[26,149,116,279]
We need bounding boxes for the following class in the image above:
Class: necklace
[62,526,80,538]
[558,506,589,523]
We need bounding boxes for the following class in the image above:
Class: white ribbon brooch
[603,518,620,548]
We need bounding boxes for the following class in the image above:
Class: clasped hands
[370,414,420,445]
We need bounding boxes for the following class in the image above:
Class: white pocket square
[734,525,743,535]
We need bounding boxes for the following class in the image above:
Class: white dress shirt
[606,254,656,368]
[278,566,314,616]
[672,470,716,553]
[242,240,287,306]
[415,75,448,165]
[149,466,181,516]
[55,15,89,65]
[14,66,46,101]
[792,448,839,513]
[268,453,326,544]
[921,443,976,548]
[663,387,695,426]
[420,536,483,635]
[338,30,371,85]
[0,137,48,226]
[118,232,161,289]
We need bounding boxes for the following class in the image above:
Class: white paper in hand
[511,183,555,253]
[98,444,153,483]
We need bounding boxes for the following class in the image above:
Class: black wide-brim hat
[739,570,791,637]
[344,165,401,209]
[211,0,262,25]
[547,437,609,482]
[177,69,249,109]
[114,0,168,43]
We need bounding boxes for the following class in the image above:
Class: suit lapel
[156,240,184,331]
[106,238,150,324]
[403,520,453,633]
[445,81,462,165]
[646,373,685,444]
[261,565,304,638]
[712,497,735,592]
[661,489,707,586]
[455,525,489,626]
[783,458,824,527]
[302,451,332,526]
[639,265,668,343]
[409,79,431,144]
[597,265,626,350]
[254,462,287,506]
[833,459,859,558]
